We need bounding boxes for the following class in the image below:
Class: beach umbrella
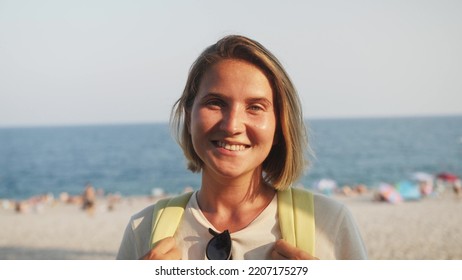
[411,172,434,182]
[313,179,337,196]
[436,172,459,182]
[396,181,421,201]
[378,183,402,204]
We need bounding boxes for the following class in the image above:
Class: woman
[117,35,367,260]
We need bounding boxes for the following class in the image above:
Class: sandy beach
[1,190,461,260]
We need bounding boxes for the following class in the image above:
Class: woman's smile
[213,140,250,152]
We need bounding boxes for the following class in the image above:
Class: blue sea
[1,116,461,200]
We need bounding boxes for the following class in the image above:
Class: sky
[1,0,461,127]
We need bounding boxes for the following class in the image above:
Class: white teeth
[217,141,247,151]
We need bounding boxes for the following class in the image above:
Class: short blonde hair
[171,35,309,190]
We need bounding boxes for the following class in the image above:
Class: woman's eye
[205,99,224,108]
[248,105,264,112]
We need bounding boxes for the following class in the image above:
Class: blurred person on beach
[117,35,367,260]
[82,183,96,215]
[453,179,462,197]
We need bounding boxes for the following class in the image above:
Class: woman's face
[189,59,277,181]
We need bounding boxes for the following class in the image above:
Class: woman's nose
[220,106,245,135]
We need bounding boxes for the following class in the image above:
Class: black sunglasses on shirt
[206,228,232,260]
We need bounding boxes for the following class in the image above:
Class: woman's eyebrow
[200,92,226,100]
[246,97,273,107]
[200,93,273,107]
[204,92,224,98]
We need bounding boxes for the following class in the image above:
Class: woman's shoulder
[312,191,350,218]
[128,193,194,227]
[125,203,157,232]
[311,192,367,259]
[131,203,156,220]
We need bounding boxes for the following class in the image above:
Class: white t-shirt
[116,191,367,260]
[175,191,280,259]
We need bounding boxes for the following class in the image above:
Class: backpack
[149,187,315,255]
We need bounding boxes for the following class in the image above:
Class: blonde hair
[171,35,309,190]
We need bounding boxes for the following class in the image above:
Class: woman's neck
[197,168,276,232]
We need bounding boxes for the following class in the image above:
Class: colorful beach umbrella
[378,183,402,204]
[396,181,421,201]
[436,172,459,182]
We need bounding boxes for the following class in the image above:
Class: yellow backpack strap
[149,192,194,249]
[277,187,315,255]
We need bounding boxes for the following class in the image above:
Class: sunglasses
[206,228,232,260]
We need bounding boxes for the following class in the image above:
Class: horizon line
[1,113,461,129]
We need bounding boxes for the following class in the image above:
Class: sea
[1,116,461,200]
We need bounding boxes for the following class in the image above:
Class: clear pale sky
[1,0,461,127]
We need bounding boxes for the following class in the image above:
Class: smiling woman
[116,35,367,260]
[171,35,307,191]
